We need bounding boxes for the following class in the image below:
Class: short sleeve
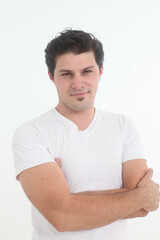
[122,117,146,163]
[12,122,55,180]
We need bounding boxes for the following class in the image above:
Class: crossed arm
[19,158,159,232]
[72,159,148,219]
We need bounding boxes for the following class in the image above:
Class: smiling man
[12,29,159,240]
[50,52,101,111]
[48,50,102,129]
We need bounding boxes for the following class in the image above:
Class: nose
[71,75,85,89]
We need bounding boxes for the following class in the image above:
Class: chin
[68,102,93,112]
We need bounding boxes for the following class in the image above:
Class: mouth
[70,91,89,97]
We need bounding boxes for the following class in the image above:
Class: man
[12,29,159,240]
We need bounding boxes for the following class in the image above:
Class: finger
[55,158,61,167]
[145,168,153,179]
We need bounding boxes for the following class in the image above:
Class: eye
[83,70,93,74]
[61,72,71,76]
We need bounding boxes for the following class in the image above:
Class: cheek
[90,78,99,89]
[56,82,69,95]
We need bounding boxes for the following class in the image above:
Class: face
[49,51,103,113]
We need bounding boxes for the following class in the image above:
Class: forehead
[55,51,98,71]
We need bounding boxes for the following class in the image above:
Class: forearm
[122,208,148,219]
[56,188,146,232]
[72,188,128,196]
[73,188,148,219]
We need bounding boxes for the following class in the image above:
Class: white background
[0,0,160,239]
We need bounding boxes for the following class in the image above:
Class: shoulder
[13,109,57,139]
[98,109,136,126]
[96,109,139,137]
[96,108,126,127]
[12,110,58,178]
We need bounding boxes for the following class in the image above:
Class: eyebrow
[58,65,95,73]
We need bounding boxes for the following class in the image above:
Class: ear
[99,66,103,80]
[48,71,54,82]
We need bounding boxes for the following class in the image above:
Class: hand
[55,158,61,168]
[137,168,160,212]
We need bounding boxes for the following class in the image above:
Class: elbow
[49,195,72,232]
[137,209,149,218]
[53,216,76,232]
[141,210,149,217]
[55,223,72,233]
[52,220,66,232]
[48,194,73,232]
[55,225,65,233]
[51,213,69,232]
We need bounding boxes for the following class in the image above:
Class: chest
[52,127,124,192]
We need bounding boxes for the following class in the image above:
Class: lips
[70,91,89,97]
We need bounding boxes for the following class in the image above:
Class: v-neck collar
[51,108,98,133]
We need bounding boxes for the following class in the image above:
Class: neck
[55,104,95,130]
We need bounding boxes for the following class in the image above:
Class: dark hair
[44,29,104,76]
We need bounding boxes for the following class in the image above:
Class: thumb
[144,168,153,179]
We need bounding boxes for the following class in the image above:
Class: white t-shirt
[12,108,145,240]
